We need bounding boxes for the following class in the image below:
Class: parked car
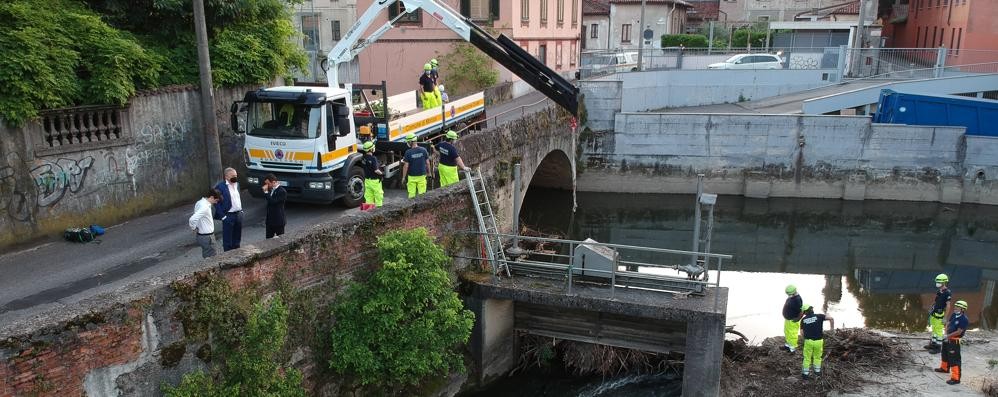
[579,51,639,78]
[707,54,784,70]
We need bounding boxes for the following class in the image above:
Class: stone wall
[579,112,998,204]
[0,85,254,248]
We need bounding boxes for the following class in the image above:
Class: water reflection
[520,189,998,339]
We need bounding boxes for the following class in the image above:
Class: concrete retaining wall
[579,112,998,204]
[0,86,252,248]
[583,69,835,114]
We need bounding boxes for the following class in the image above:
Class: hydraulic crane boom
[325,0,578,115]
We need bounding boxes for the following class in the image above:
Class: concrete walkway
[654,80,889,114]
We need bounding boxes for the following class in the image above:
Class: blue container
[873,89,998,137]
[376,123,388,140]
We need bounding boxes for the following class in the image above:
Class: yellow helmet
[405,133,417,142]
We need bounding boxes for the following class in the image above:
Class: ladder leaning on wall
[464,168,511,281]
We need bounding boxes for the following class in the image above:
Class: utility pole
[637,0,647,71]
[850,0,868,77]
[193,0,223,181]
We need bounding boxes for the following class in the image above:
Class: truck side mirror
[230,101,246,134]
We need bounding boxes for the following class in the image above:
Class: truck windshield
[247,102,321,139]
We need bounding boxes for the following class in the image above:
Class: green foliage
[661,34,709,48]
[0,0,159,126]
[166,277,306,397]
[438,43,500,97]
[731,28,770,49]
[329,228,475,390]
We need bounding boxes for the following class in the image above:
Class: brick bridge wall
[0,106,577,397]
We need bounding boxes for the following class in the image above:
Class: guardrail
[463,231,733,308]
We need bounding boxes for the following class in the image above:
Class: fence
[580,46,998,80]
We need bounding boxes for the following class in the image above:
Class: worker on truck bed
[360,141,383,207]
[402,133,430,198]
[435,130,470,187]
[430,58,443,105]
[782,284,804,353]
[935,299,969,385]
[926,273,952,354]
[799,304,834,380]
[419,63,438,109]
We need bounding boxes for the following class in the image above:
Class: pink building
[354,0,582,96]
[884,0,998,65]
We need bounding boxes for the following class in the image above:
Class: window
[916,26,922,47]
[581,25,587,49]
[331,20,341,41]
[932,26,937,48]
[570,42,577,65]
[572,0,578,26]
[538,44,547,65]
[590,23,598,38]
[521,0,529,22]
[621,23,631,43]
[301,15,320,51]
[939,29,944,47]
[758,16,769,22]
[467,0,490,20]
[389,1,422,23]
[557,0,565,25]
[950,28,956,50]
[955,28,962,55]
[540,0,548,24]
[556,42,563,67]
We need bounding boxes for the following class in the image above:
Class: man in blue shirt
[799,304,834,380]
[934,300,969,385]
[782,285,804,353]
[926,273,952,354]
[435,130,470,187]
[402,133,430,198]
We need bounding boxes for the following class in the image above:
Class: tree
[438,43,499,97]
[329,228,475,390]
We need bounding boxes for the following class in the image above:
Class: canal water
[472,188,998,396]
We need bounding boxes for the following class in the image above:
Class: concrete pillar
[682,315,725,397]
[468,297,516,382]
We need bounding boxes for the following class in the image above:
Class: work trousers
[407,175,427,198]
[222,211,243,251]
[939,338,962,381]
[784,319,801,350]
[929,311,945,345]
[438,164,459,187]
[364,178,384,207]
[421,91,439,109]
[802,338,824,375]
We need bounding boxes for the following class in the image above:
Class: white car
[707,54,784,70]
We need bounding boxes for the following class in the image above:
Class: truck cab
[235,86,366,206]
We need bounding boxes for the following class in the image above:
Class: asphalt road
[0,90,558,328]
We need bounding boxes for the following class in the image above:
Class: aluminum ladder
[464,168,511,280]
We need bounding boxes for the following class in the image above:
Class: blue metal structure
[873,89,998,137]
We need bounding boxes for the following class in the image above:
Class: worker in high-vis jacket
[926,273,952,354]
[435,130,470,187]
[360,141,383,207]
[429,58,442,105]
[419,63,438,109]
[800,304,834,380]
[402,133,430,198]
[935,300,969,385]
[782,285,804,353]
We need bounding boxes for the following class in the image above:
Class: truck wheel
[338,166,365,208]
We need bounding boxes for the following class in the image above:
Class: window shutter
[389,2,399,19]
[461,0,470,17]
[490,0,500,20]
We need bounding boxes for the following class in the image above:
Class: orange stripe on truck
[320,144,356,164]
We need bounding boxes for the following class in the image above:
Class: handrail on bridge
[425,96,552,145]
[463,231,733,310]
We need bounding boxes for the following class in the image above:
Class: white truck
[230,0,577,206]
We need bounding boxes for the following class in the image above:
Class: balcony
[890,3,909,23]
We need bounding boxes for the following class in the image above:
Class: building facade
[719,0,856,23]
[582,0,690,51]
[351,0,581,97]
[292,0,359,82]
[884,0,998,65]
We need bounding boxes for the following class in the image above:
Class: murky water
[472,188,998,396]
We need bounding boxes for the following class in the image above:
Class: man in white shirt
[189,188,222,258]
[213,167,244,251]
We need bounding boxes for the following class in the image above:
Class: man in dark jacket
[214,167,243,251]
[262,174,287,238]
[783,284,804,353]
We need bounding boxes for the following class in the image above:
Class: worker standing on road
[935,300,969,385]
[430,58,442,105]
[188,188,222,258]
[926,273,952,354]
[419,63,438,109]
[435,130,471,187]
[402,133,430,198]
[360,141,384,207]
[782,285,804,353]
[214,167,243,252]
[800,304,834,380]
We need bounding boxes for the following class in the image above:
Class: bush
[661,34,709,48]
[731,29,769,48]
[329,228,475,390]
[438,43,499,97]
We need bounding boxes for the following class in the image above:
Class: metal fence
[579,46,998,80]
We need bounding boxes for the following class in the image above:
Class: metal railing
[425,96,552,144]
[465,231,733,309]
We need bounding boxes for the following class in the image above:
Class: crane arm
[326,0,578,115]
